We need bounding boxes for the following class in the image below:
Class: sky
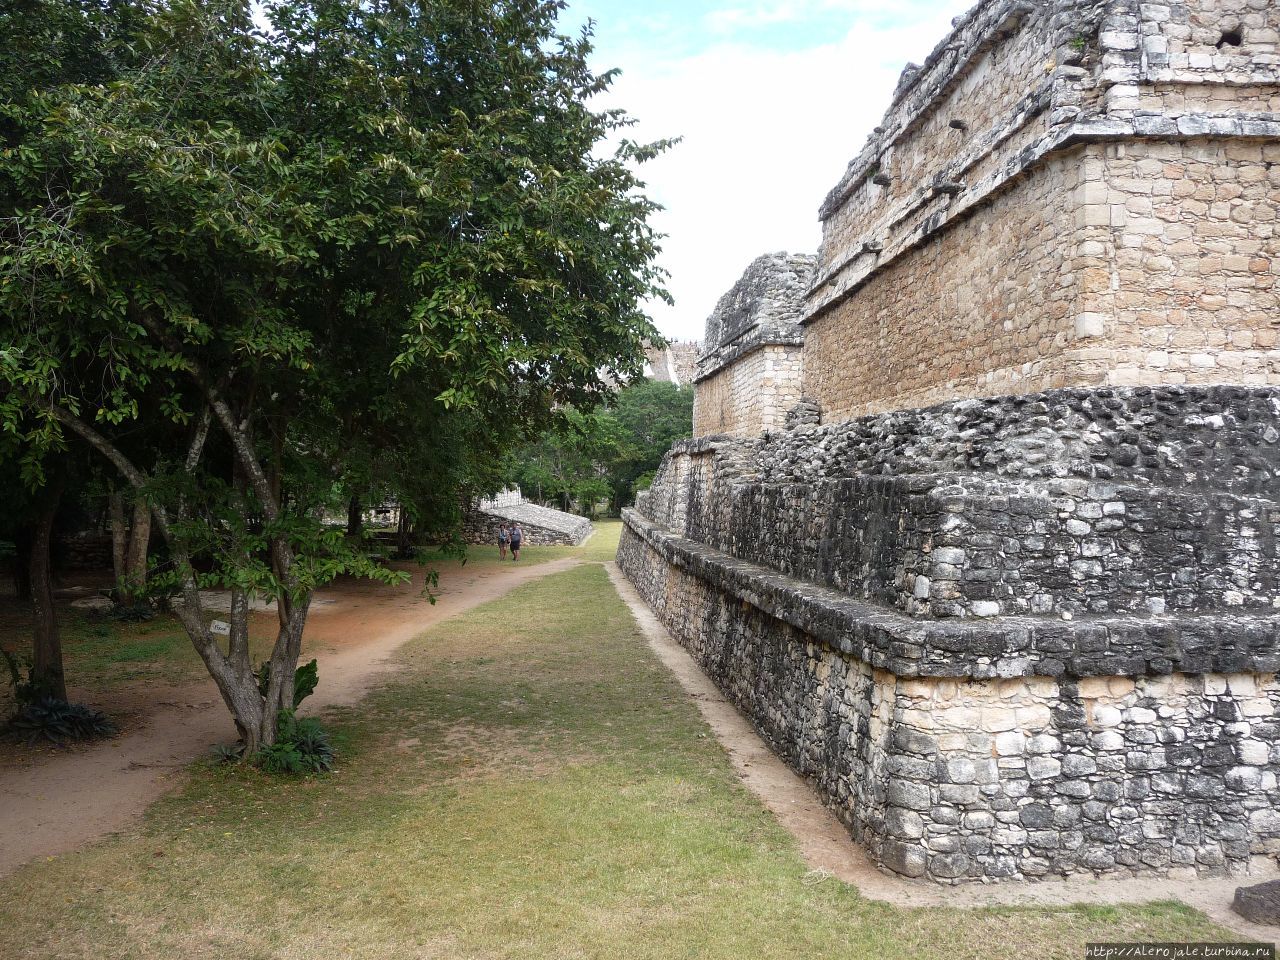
[563,0,975,343]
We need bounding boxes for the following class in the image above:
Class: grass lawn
[0,519,1234,958]
[0,533,579,716]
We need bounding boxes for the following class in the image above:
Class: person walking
[497,524,510,560]
[509,523,523,561]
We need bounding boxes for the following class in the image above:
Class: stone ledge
[693,333,804,384]
[819,0,1045,220]
[622,507,1280,680]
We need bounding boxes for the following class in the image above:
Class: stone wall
[648,384,1280,620]
[805,148,1083,418]
[806,136,1280,420]
[462,489,592,547]
[797,0,1280,422]
[692,344,803,437]
[619,384,1280,882]
[620,518,1280,881]
[692,252,814,437]
[630,0,1280,886]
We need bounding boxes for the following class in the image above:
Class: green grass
[0,526,601,708]
[578,518,624,563]
[63,616,206,681]
[0,613,211,717]
[0,520,1234,957]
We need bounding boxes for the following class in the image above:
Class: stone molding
[622,507,1280,681]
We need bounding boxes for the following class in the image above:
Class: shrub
[212,741,245,764]
[256,658,319,709]
[253,708,335,775]
[110,601,156,623]
[5,697,117,744]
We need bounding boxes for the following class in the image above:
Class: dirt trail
[0,555,580,878]
[605,563,1280,941]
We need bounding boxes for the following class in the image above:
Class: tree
[1,0,666,751]
[0,439,103,704]
[606,380,693,510]
[507,379,693,515]
[109,485,152,609]
[509,406,620,512]
[27,470,67,701]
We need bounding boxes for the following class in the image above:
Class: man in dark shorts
[510,523,523,560]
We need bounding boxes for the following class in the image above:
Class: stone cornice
[693,332,804,384]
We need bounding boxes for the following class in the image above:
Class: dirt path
[605,563,1280,941]
[0,555,580,878]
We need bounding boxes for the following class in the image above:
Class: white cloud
[595,2,972,343]
[705,0,938,32]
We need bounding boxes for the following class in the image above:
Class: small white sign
[210,620,231,637]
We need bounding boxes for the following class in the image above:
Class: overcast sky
[565,0,975,343]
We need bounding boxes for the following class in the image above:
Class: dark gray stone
[1233,880,1280,925]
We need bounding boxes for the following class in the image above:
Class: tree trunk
[30,478,66,701]
[122,496,150,602]
[396,502,413,558]
[11,525,32,602]
[109,488,127,590]
[346,494,362,538]
[50,399,317,755]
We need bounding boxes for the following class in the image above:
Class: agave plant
[6,697,117,744]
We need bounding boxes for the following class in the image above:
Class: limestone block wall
[800,0,1280,422]
[628,0,1280,885]
[806,135,1280,421]
[618,508,1280,882]
[620,383,1280,882]
[1126,0,1280,91]
[692,344,803,437]
[461,491,592,547]
[692,252,814,438]
[805,149,1083,418]
[1088,139,1280,387]
[816,0,1077,280]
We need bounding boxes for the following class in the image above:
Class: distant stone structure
[463,488,592,547]
[620,0,1280,884]
[693,252,814,436]
[644,341,700,387]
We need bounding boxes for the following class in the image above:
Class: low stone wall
[619,509,1280,883]
[462,497,592,547]
[619,382,1280,883]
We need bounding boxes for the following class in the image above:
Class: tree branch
[132,312,281,523]
[48,404,232,681]
[47,406,167,536]
[185,405,212,474]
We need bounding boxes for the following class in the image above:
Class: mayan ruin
[12,0,1280,950]
[620,0,1280,884]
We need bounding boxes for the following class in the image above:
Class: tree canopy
[0,0,669,751]
[508,379,693,514]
